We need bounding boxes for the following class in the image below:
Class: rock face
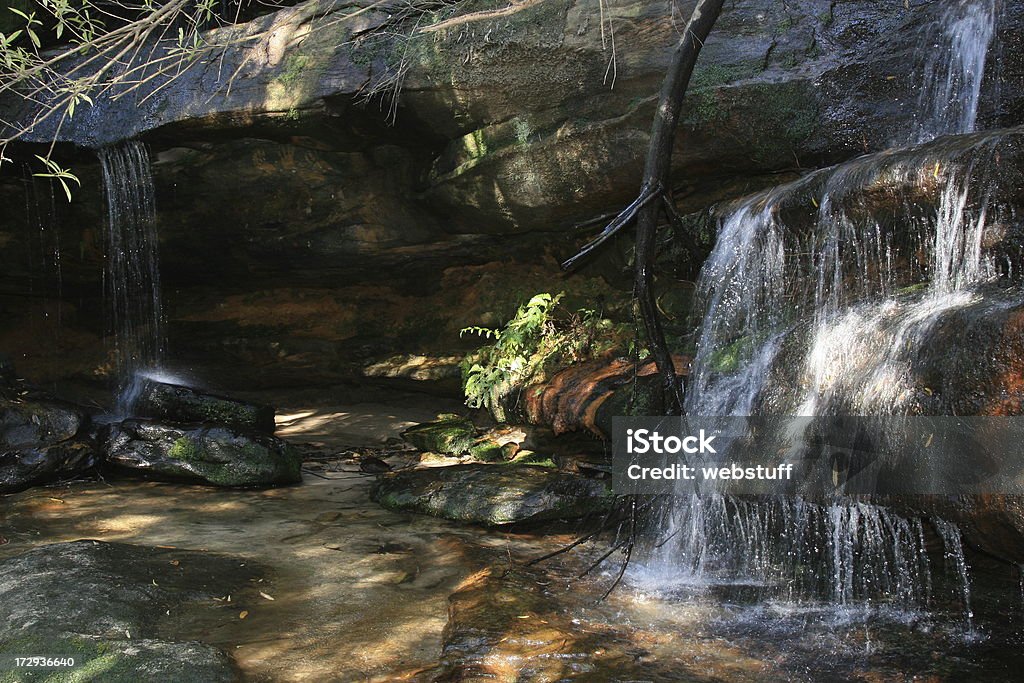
[6,0,1024,228]
[371,464,612,526]
[3,0,1024,390]
[0,540,258,682]
[105,420,302,487]
[907,292,1024,417]
[0,396,98,494]
[135,379,277,434]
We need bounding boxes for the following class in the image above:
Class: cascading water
[913,0,998,144]
[98,140,164,414]
[640,0,1002,615]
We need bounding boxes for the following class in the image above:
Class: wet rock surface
[135,380,277,435]
[371,464,612,527]
[0,396,98,494]
[0,540,260,682]
[104,420,302,487]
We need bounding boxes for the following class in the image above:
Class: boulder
[401,416,524,461]
[371,464,612,526]
[104,420,302,487]
[0,397,98,494]
[134,379,276,434]
[0,540,259,682]
[401,415,477,456]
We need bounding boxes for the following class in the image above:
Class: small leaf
[239,610,249,619]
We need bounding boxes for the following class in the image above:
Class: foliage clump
[460,292,628,422]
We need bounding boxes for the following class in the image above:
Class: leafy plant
[32,154,79,201]
[460,292,629,421]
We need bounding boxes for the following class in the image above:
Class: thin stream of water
[98,140,164,414]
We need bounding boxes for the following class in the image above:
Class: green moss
[708,338,746,374]
[897,282,930,296]
[690,89,727,125]
[168,436,201,462]
[509,452,556,469]
[402,417,477,455]
[691,60,764,90]
[743,81,819,162]
[277,54,310,87]
[468,440,509,462]
[0,634,122,682]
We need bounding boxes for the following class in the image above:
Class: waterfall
[98,141,164,414]
[646,0,1001,612]
[914,0,997,144]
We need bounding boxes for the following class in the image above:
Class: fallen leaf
[239,611,249,620]
[169,560,180,566]
[259,592,275,601]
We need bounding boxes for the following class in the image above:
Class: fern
[459,291,629,421]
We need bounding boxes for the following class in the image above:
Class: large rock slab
[7,0,1024,232]
[0,540,259,682]
[0,397,98,494]
[371,464,612,526]
[104,420,301,487]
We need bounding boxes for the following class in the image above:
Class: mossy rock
[0,635,236,683]
[0,397,98,494]
[401,416,477,456]
[467,440,517,462]
[135,379,276,434]
[0,541,260,683]
[104,420,302,487]
[371,464,613,526]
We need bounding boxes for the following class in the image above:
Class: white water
[914,0,998,144]
[645,0,1001,614]
[98,141,165,414]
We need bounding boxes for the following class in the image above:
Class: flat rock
[0,540,261,683]
[104,420,301,487]
[371,464,612,526]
